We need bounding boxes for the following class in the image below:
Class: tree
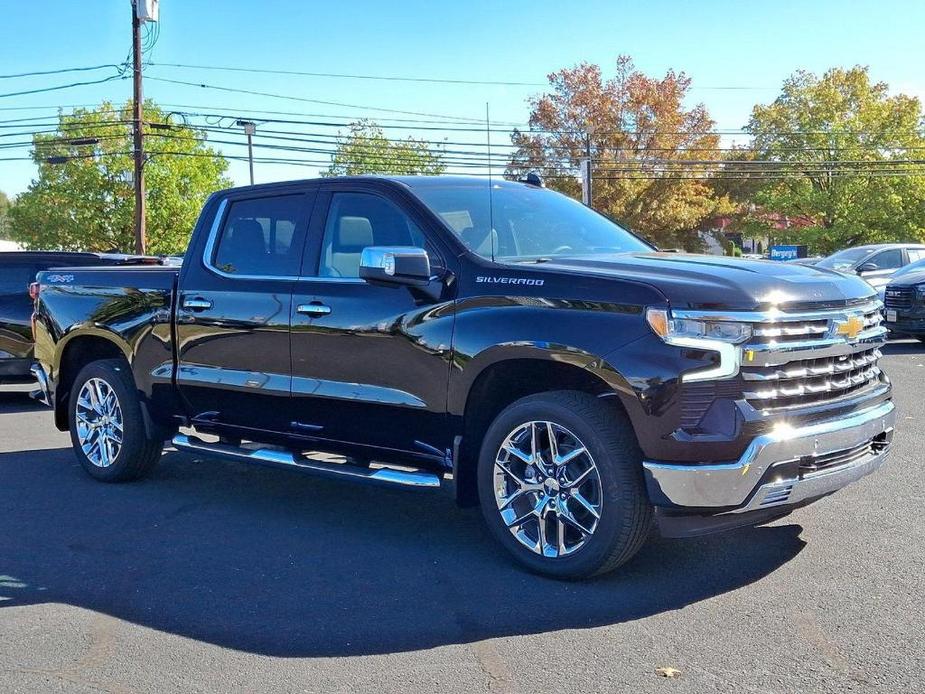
[506,56,733,249]
[745,66,925,253]
[324,120,445,177]
[9,101,230,255]
[0,191,10,240]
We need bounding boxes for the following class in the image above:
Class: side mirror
[857,262,879,274]
[359,246,431,286]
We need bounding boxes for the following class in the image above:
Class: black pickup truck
[31,176,895,578]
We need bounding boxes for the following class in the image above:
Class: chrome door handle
[297,302,332,317]
[182,298,213,311]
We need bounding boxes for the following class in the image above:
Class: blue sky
[1,0,923,196]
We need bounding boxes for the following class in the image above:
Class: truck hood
[887,269,925,288]
[536,253,877,310]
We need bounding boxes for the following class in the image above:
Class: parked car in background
[0,252,162,385]
[815,244,925,298]
[883,258,925,341]
[786,256,822,266]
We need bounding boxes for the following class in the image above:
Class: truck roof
[216,174,538,196]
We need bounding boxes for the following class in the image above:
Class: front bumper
[643,400,895,513]
[884,314,925,336]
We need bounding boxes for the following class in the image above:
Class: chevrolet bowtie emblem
[835,315,865,340]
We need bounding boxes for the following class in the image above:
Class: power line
[0,74,126,100]
[146,62,546,87]
[5,145,925,181]
[0,64,124,80]
[6,121,925,173]
[144,76,523,125]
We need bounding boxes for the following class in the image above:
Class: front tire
[68,359,163,482]
[477,391,653,579]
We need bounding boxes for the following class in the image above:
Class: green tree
[10,101,230,255]
[746,66,925,254]
[0,190,10,240]
[506,56,733,250]
[324,119,445,177]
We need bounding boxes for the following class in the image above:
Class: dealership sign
[770,245,804,261]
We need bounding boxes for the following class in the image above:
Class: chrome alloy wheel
[493,420,603,557]
[75,377,124,468]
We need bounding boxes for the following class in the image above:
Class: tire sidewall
[477,393,644,579]
[68,360,146,482]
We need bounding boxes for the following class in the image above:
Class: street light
[235,120,256,185]
[44,137,102,165]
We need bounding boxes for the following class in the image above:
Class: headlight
[645,309,752,344]
[915,284,925,299]
[646,308,746,382]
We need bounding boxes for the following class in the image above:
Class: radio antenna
[486,102,496,262]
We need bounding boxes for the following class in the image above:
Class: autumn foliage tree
[507,56,731,249]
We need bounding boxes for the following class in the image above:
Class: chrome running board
[171,434,443,489]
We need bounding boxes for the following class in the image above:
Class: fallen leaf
[656,667,681,679]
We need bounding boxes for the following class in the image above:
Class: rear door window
[211,194,308,277]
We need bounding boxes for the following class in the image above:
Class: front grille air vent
[884,286,914,310]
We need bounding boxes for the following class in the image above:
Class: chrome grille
[884,286,913,310]
[739,301,887,412]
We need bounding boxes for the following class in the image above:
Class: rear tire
[477,391,653,579]
[68,359,163,482]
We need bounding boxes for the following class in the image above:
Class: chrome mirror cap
[359,246,431,285]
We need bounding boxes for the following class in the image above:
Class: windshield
[816,248,871,271]
[409,183,652,261]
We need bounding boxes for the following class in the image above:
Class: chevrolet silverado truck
[31,176,895,578]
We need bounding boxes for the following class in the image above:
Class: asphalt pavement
[0,341,923,693]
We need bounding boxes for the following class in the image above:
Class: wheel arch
[451,345,634,506]
[53,330,132,431]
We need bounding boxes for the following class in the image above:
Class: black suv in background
[884,258,925,340]
[0,252,161,384]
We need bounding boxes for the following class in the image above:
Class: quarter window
[317,193,430,278]
[212,195,306,276]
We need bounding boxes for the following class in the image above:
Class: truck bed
[34,265,181,418]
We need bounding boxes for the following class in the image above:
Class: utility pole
[236,120,257,185]
[581,133,593,207]
[131,1,146,254]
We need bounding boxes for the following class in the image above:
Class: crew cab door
[175,187,314,433]
[858,248,905,293]
[288,185,456,460]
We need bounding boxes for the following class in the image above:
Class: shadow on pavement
[0,446,806,657]
[0,391,45,415]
